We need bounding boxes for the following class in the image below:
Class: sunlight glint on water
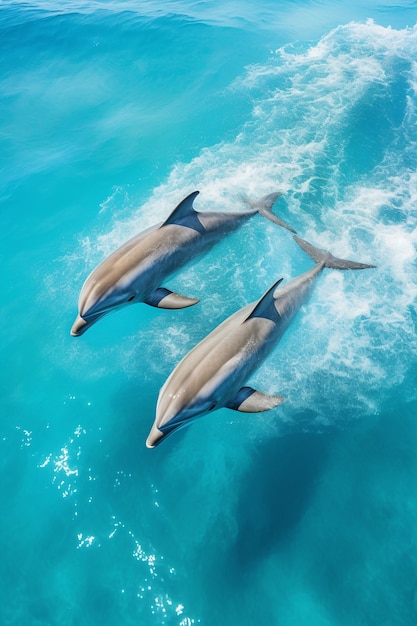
[1,3,416,625]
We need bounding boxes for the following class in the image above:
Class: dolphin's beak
[71,311,107,336]
[146,425,165,448]
[146,414,192,448]
[70,314,89,337]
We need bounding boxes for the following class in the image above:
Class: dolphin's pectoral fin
[226,386,285,412]
[145,287,199,309]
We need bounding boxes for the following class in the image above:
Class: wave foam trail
[77,21,416,424]
[54,19,417,442]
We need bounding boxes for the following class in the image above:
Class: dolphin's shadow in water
[232,429,333,571]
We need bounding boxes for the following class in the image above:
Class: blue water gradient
[1,1,417,625]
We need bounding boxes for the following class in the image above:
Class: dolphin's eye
[209,403,216,411]
[127,295,135,302]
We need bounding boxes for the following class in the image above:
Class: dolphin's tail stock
[293,235,376,270]
[242,192,296,233]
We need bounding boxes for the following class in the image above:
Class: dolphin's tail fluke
[293,235,376,270]
[242,192,296,233]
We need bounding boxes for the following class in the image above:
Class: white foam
[163,22,417,423]
[55,20,417,433]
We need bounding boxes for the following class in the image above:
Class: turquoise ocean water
[1,1,417,624]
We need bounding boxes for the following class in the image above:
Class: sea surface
[1,1,417,624]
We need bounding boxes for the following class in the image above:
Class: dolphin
[71,190,295,336]
[146,235,376,448]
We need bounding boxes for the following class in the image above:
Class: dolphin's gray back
[274,263,323,322]
[78,226,159,315]
[78,222,200,314]
[73,190,297,334]
[156,302,274,422]
[157,265,323,424]
[197,209,254,234]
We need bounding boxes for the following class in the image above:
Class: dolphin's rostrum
[71,191,295,336]
[146,236,376,448]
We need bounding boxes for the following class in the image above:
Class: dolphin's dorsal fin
[226,386,285,412]
[145,287,199,309]
[161,191,205,233]
[244,278,284,324]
